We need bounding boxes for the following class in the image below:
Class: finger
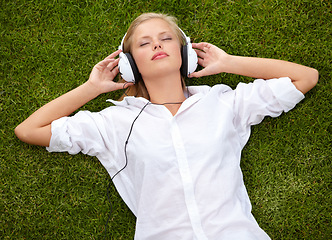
[113,66,120,76]
[94,58,114,70]
[105,49,122,60]
[192,42,210,50]
[122,82,134,89]
[112,81,134,91]
[195,49,206,59]
[188,71,200,78]
[192,42,206,49]
[189,69,207,78]
[197,58,205,67]
[107,66,120,80]
[106,58,120,70]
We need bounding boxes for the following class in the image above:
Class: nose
[153,40,162,50]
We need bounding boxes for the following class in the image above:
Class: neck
[143,72,186,115]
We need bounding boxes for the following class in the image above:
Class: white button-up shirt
[47,77,304,240]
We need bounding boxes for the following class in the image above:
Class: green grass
[1,0,331,239]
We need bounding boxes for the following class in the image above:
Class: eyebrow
[138,31,172,40]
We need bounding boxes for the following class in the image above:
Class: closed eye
[140,42,149,47]
[139,37,172,47]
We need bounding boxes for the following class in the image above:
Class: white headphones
[118,28,198,83]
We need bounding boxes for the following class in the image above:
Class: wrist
[83,81,104,98]
[222,54,238,74]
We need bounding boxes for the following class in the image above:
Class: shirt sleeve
[46,110,116,159]
[231,77,304,144]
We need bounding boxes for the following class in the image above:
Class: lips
[152,51,169,60]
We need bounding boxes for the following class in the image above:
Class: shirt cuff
[46,117,72,152]
[266,77,305,112]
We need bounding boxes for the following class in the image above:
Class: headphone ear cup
[125,53,141,83]
[186,42,198,76]
[118,52,141,83]
[180,43,198,77]
[180,45,188,77]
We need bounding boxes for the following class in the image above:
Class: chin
[150,62,182,76]
[147,68,181,79]
[138,57,182,78]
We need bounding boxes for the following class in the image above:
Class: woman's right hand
[15,50,134,147]
[88,49,134,94]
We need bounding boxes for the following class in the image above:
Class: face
[130,18,182,80]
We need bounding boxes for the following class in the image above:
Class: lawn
[1,0,331,239]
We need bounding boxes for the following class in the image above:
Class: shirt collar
[106,85,213,109]
[106,96,149,109]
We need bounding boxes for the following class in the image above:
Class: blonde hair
[119,13,186,100]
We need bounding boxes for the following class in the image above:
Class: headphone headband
[118,33,127,51]
[179,28,191,45]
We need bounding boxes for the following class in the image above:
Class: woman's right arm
[15,49,132,147]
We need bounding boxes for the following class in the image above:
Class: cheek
[169,41,183,64]
[174,47,183,68]
[132,50,147,71]
[132,50,143,63]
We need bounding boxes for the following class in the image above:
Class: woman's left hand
[189,42,230,78]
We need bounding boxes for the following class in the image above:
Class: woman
[15,13,318,240]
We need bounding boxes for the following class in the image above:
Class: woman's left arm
[190,42,319,94]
